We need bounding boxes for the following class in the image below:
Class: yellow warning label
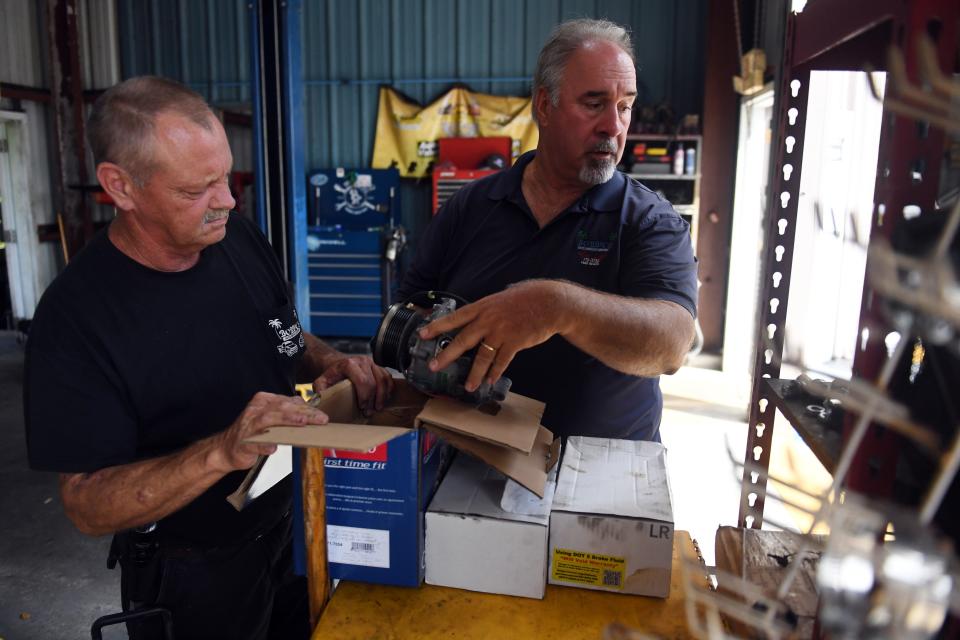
[551,548,626,589]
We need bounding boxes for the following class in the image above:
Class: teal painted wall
[118,0,251,105]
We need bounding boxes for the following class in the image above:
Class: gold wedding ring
[479,341,497,354]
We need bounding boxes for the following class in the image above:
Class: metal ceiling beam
[790,0,901,69]
[0,82,51,103]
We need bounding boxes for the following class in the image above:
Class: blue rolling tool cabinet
[306,168,402,338]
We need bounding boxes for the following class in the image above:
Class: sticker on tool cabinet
[326,525,390,568]
[551,548,625,589]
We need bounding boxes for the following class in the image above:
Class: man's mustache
[202,209,231,224]
[590,139,618,154]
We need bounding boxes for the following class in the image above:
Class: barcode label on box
[551,548,625,590]
[327,525,390,568]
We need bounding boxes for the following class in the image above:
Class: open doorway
[661,86,778,410]
[0,112,44,329]
[783,71,886,379]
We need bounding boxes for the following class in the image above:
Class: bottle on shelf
[685,146,696,175]
[673,146,685,176]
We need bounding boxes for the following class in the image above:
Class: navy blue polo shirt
[398,151,698,441]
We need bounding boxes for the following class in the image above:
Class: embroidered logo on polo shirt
[576,230,618,266]
[268,311,305,357]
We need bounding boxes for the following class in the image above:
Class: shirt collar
[487,150,624,213]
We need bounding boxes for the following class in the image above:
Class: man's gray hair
[87,76,215,186]
[531,18,635,124]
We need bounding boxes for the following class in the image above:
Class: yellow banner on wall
[371,86,539,178]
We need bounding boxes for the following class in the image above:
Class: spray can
[685,146,696,175]
[673,146,685,175]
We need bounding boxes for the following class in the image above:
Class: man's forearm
[59,434,230,536]
[548,280,695,376]
[297,332,344,383]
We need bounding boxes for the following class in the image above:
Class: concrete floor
[659,393,804,568]
[660,397,748,566]
[0,332,120,640]
[0,329,779,638]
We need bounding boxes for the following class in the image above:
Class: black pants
[118,513,309,640]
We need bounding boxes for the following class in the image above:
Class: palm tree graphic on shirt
[268,318,302,356]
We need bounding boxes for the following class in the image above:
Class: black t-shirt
[399,151,698,441]
[24,214,304,546]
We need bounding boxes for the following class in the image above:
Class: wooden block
[303,448,330,626]
[715,526,825,639]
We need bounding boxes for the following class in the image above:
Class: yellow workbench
[313,530,703,639]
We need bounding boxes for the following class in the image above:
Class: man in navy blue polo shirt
[398,18,698,442]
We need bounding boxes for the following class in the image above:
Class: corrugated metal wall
[114,0,706,247]
[302,0,705,171]
[117,0,252,106]
[80,0,122,90]
[112,0,708,156]
[0,1,47,87]
[116,1,254,178]
[299,0,706,245]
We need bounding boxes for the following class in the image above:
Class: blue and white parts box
[548,437,675,598]
[318,379,444,587]
[425,452,559,599]
[246,379,558,587]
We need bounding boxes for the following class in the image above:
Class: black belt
[109,509,292,567]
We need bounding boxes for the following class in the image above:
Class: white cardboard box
[548,437,675,597]
[425,454,556,599]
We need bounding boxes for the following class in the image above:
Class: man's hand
[312,355,394,415]
[212,392,330,472]
[418,280,565,393]
[59,392,330,536]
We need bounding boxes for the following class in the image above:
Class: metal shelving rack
[738,0,960,529]
[623,133,702,245]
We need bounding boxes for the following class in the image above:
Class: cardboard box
[321,384,448,586]
[245,379,558,587]
[322,436,446,585]
[548,437,674,598]
[425,453,557,599]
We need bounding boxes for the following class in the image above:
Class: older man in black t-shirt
[401,19,698,442]
[24,76,392,640]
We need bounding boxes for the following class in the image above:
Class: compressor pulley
[371,291,512,405]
